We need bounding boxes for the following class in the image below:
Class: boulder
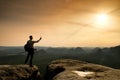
[0,65,41,80]
[44,59,120,80]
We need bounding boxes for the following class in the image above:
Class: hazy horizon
[0,43,119,47]
[0,0,120,47]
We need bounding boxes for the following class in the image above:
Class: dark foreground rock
[45,59,120,80]
[0,65,41,80]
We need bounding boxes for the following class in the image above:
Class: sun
[93,13,110,29]
[96,13,108,24]
[98,14,107,21]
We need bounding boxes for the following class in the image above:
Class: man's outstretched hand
[40,37,42,40]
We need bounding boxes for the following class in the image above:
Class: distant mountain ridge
[0,45,120,79]
[0,45,120,72]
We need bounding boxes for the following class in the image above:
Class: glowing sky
[0,0,120,47]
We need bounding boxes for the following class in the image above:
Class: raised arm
[34,37,42,43]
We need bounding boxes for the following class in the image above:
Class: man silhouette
[25,35,42,67]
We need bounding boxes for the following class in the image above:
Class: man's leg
[25,53,30,64]
[29,50,34,67]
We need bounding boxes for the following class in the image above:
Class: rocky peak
[0,65,41,80]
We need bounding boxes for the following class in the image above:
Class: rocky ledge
[0,59,120,80]
[0,65,41,80]
[44,59,120,80]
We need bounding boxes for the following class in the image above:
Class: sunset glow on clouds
[0,0,120,47]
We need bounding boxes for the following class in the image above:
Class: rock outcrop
[0,65,41,80]
[44,59,120,80]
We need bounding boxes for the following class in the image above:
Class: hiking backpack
[24,43,29,52]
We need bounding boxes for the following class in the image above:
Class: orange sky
[0,0,120,47]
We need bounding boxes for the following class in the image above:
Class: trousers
[25,48,34,66]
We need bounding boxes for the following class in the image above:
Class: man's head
[29,35,33,40]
